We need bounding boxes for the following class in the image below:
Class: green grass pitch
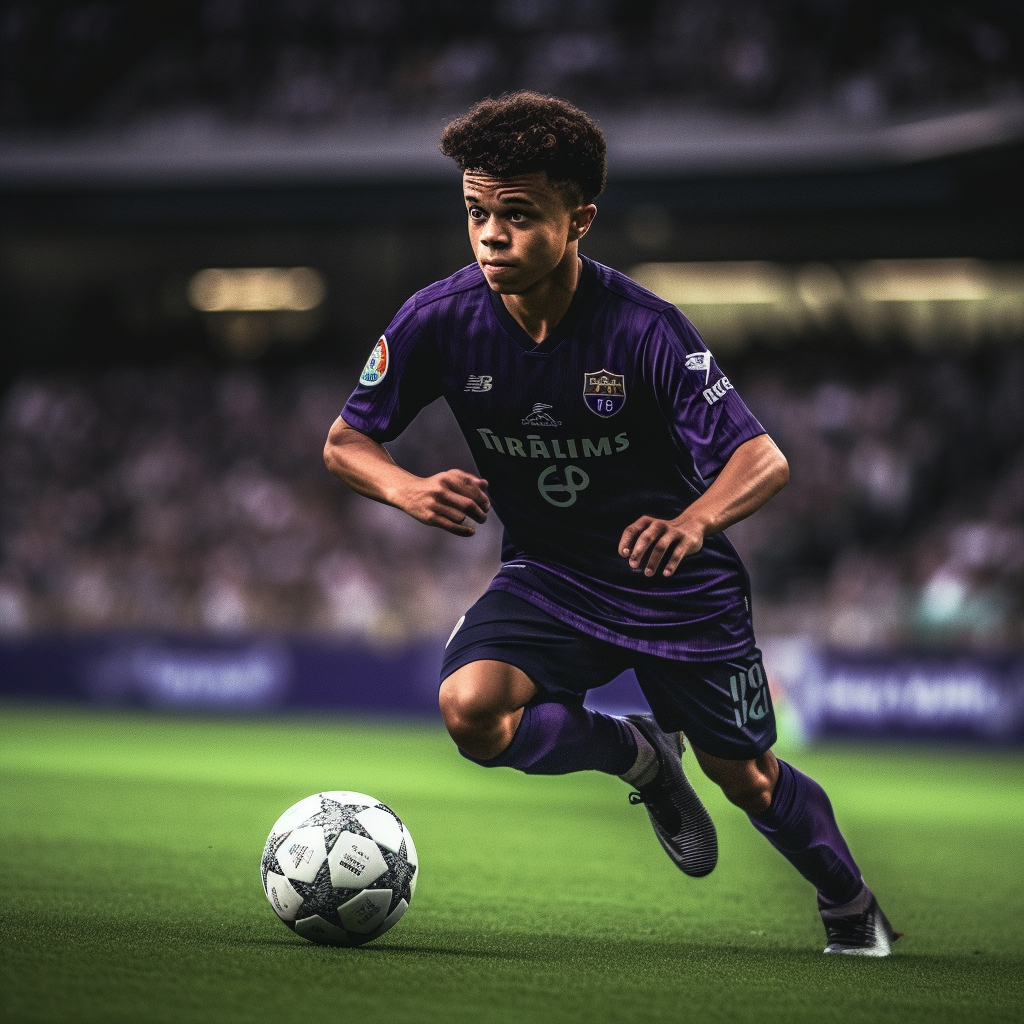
[1,705,1022,1024]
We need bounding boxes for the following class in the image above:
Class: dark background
[2,0,1022,663]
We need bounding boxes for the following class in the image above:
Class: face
[463,170,596,294]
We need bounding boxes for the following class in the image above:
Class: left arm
[618,432,789,577]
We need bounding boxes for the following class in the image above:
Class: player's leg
[440,590,717,876]
[691,745,899,956]
[440,658,644,776]
[439,658,536,760]
[690,746,861,902]
[438,591,653,779]
[637,648,860,895]
[634,647,898,953]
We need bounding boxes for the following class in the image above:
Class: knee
[438,676,497,746]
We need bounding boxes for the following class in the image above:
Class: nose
[479,215,509,250]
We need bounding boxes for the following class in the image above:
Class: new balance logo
[465,375,493,392]
[703,376,734,406]
[730,663,769,728]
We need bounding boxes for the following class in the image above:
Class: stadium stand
[2,336,1021,651]
[1,2,1021,658]
[1,1,1020,130]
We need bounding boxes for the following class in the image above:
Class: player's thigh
[632,647,777,761]
[440,589,628,710]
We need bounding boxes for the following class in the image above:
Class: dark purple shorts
[440,590,776,760]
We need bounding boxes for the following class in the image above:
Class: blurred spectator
[1,1,1020,131]
[0,365,502,643]
[1,338,1022,651]
[728,338,1024,651]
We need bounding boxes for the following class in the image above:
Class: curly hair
[439,91,607,208]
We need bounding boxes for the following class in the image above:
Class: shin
[693,747,863,906]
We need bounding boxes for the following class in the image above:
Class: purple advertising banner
[0,635,447,717]
[1,636,1022,743]
[777,646,1024,743]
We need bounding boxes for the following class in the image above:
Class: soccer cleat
[820,887,902,956]
[624,714,718,877]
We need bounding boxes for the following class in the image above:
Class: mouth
[481,261,516,270]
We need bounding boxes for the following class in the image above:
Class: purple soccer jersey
[341,256,767,660]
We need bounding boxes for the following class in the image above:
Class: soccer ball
[260,791,417,947]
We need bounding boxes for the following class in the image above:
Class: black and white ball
[261,791,417,947]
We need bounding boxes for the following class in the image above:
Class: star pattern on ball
[261,792,417,947]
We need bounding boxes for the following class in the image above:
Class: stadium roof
[1,101,1023,188]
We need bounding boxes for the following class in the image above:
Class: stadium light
[630,262,789,305]
[188,267,326,312]
[629,258,1023,348]
[853,259,992,302]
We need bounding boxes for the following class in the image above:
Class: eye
[468,206,486,221]
[509,211,527,223]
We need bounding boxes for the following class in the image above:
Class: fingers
[433,517,477,537]
[619,517,702,576]
[660,540,694,577]
[438,471,490,522]
[619,517,653,559]
[434,472,489,525]
[644,528,681,577]
[627,519,670,576]
[409,471,489,535]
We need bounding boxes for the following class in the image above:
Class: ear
[568,204,598,242]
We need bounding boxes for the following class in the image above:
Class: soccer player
[324,92,899,955]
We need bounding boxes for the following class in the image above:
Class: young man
[324,92,899,955]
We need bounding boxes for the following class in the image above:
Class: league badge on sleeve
[583,369,626,418]
[684,351,712,385]
[359,336,389,387]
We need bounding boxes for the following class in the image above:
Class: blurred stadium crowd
[2,338,1021,651]
[1,0,1021,130]
[0,366,501,644]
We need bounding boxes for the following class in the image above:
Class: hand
[394,470,490,537]
[618,512,706,577]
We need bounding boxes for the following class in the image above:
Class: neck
[501,247,582,344]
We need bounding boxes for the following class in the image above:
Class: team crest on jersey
[583,369,626,418]
[359,336,389,386]
[522,403,562,427]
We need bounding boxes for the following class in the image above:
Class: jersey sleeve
[340,296,444,442]
[644,305,765,481]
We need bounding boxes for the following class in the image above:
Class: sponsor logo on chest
[475,427,627,507]
[475,428,628,461]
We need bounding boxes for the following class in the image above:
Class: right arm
[323,415,490,538]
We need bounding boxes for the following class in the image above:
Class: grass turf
[1,705,1021,1024]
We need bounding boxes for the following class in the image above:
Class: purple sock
[749,759,863,906]
[460,700,637,776]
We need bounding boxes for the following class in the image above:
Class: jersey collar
[486,255,598,355]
